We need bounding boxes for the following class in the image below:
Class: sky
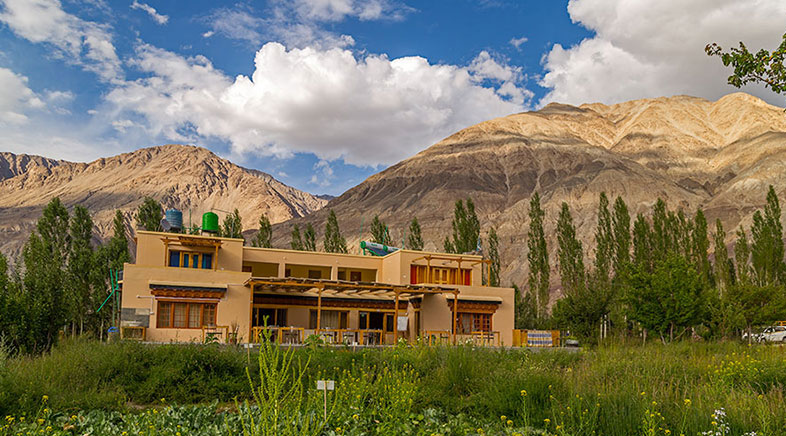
[0,0,784,196]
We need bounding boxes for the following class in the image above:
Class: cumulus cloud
[540,0,786,106]
[0,0,122,82]
[293,0,411,22]
[130,0,169,25]
[0,68,44,124]
[509,36,528,50]
[104,42,529,166]
[310,160,334,186]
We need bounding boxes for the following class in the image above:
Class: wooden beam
[316,286,323,333]
[393,290,400,343]
[452,290,458,345]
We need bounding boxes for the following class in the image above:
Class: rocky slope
[273,93,786,298]
[0,145,328,257]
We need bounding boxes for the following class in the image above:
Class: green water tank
[202,212,219,234]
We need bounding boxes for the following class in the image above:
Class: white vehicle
[758,326,786,343]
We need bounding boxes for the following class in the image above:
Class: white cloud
[104,42,530,166]
[204,7,264,44]
[0,68,44,124]
[540,0,786,106]
[0,0,122,82]
[310,159,334,186]
[509,36,528,50]
[202,30,214,38]
[293,0,411,22]
[130,0,168,25]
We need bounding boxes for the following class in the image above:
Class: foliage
[220,209,243,240]
[488,227,500,287]
[370,215,391,246]
[713,219,731,295]
[323,210,347,254]
[593,192,613,286]
[611,196,631,277]
[556,202,584,295]
[443,198,480,254]
[527,193,550,320]
[135,197,162,232]
[303,223,317,252]
[251,215,272,248]
[290,224,304,251]
[735,227,751,284]
[706,32,786,94]
[406,217,424,251]
[513,283,538,329]
[750,186,784,286]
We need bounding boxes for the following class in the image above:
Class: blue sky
[0,0,784,195]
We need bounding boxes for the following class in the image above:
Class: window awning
[445,294,503,303]
[149,281,227,298]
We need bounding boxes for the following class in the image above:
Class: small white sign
[316,380,335,391]
[397,315,408,331]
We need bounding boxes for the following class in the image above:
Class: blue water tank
[165,209,183,230]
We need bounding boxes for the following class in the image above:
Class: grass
[1,339,785,435]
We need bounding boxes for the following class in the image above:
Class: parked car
[758,325,786,343]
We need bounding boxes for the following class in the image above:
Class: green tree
[611,196,631,277]
[252,214,273,248]
[94,211,131,333]
[324,210,347,253]
[407,217,424,251]
[221,209,243,240]
[706,32,786,95]
[290,225,304,251]
[556,202,585,295]
[594,192,613,285]
[513,283,537,329]
[303,223,317,252]
[67,205,96,335]
[527,193,550,320]
[691,209,711,287]
[135,197,162,232]
[735,227,751,284]
[725,283,786,342]
[713,219,731,295]
[21,198,71,353]
[370,215,391,245]
[651,199,669,260]
[627,256,705,343]
[487,227,500,287]
[0,252,13,345]
[553,274,612,345]
[444,198,480,254]
[751,186,785,285]
[632,214,652,272]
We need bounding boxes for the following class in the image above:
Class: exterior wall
[122,232,513,346]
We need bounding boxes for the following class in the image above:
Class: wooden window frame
[455,312,492,334]
[156,300,218,329]
[358,310,395,331]
[252,307,288,327]
[309,309,348,329]
[167,250,215,270]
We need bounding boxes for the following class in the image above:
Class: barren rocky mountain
[0,145,327,257]
[273,93,786,297]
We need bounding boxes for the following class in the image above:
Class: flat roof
[246,276,458,298]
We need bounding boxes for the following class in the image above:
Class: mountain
[273,93,786,300]
[0,145,328,258]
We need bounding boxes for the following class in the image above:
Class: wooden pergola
[245,277,460,344]
[410,254,492,286]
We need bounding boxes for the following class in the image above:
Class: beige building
[120,231,514,346]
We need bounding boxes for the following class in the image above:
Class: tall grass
[1,339,784,435]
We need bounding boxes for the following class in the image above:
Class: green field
[1,339,784,435]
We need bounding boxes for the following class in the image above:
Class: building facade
[120,231,515,346]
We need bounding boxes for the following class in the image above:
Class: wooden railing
[252,326,305,344]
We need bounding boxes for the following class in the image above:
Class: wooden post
[213,243,219,270]
[163,240,170,266]
[452,291,458,345]
[316,286,323,334]
[393,291,400,344]
[426,256,431,284]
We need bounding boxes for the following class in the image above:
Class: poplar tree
[67,205,95,335]
[290,224,304,251]
[444,198,480,253]
[527,193,549,319]
[611,196,631,276]
[735,227,751,284]
[324,210,348,253]
[0,253,12,345]
[252,214,272,248]
[651,199,669,260]
[407,217,424,250]
[488,227,500,287]
[370,215,391,245]
[713,219,731,294]
[675,210,693,259]
[751,186,785,285]
[303,223,317,252]
[594,192,613,285]
[102,211,131,271]
[632,214,652,272]
[221,209,243,240]
[557,202,585,294]
[135,197,162,231]
[692,209,711,286]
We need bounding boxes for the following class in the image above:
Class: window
[309,310,348,329]
[455,313,491,334]
[358,311,390,331]
[308,270,322,279]
[337,270,346,280]
[168,251,213,269]
[349,271,362,282]
[156,301,218,329]
[242,265,252,273]
[253,308,287,327]
[410,265,471,285]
